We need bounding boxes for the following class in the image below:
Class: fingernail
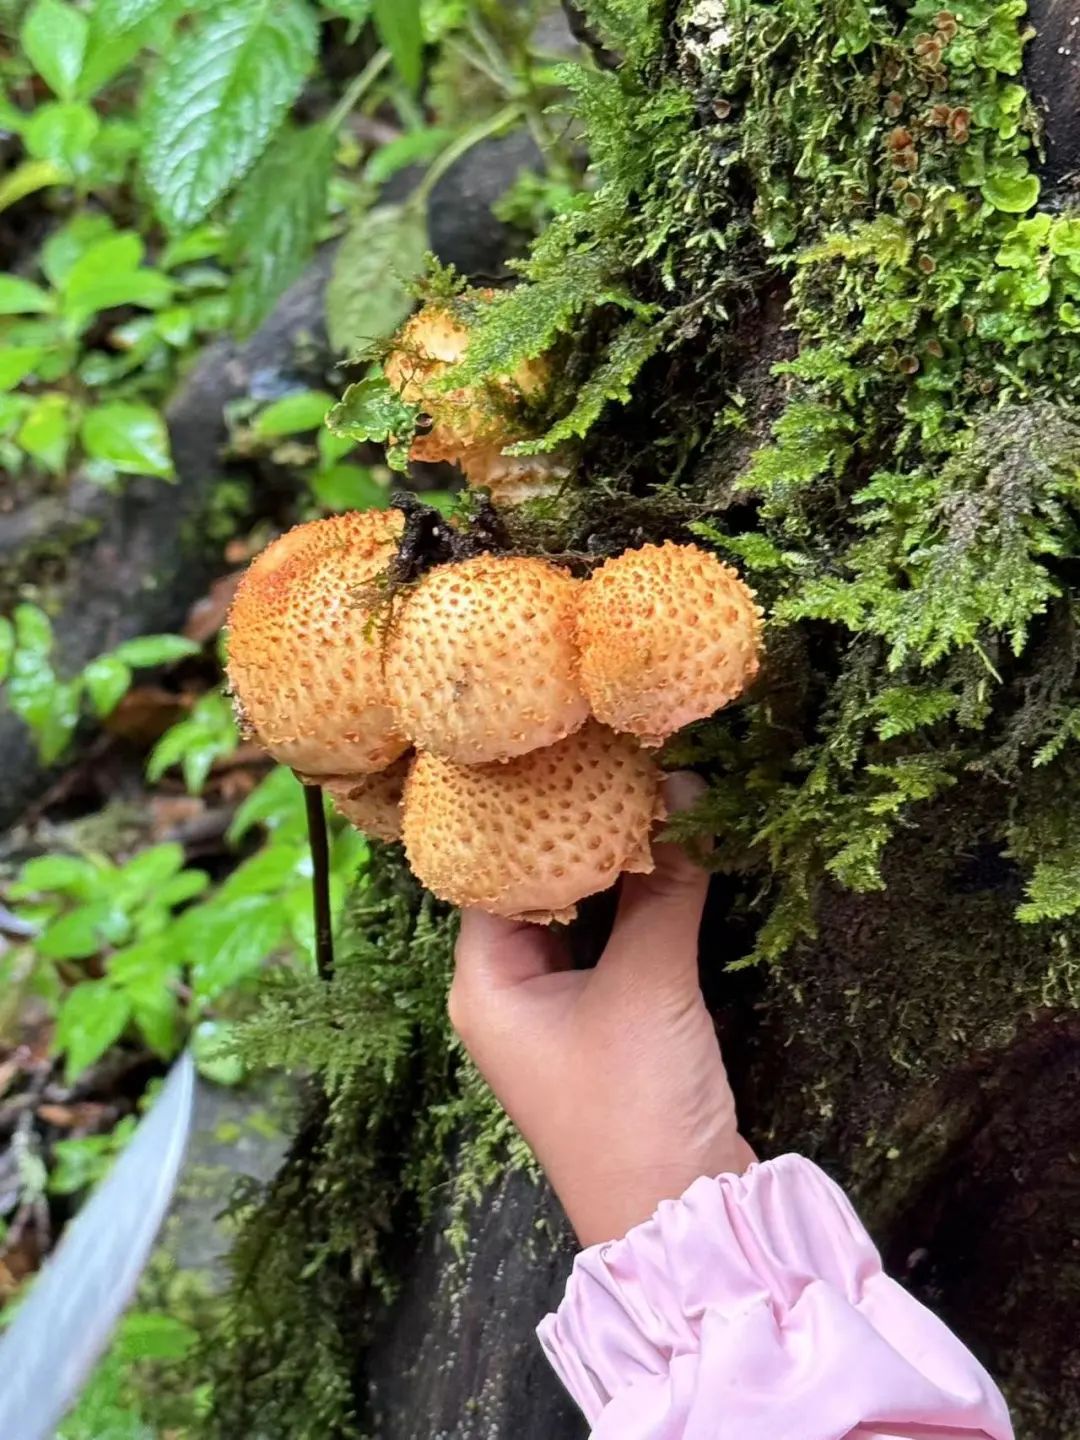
[662,771,708,815]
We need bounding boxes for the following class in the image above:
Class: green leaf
[55,982,132,1080]
[14,601,54,655]
[228,764,304,841]
[146,691,238,792]
[114,843,185,903]
[0,160,65,215]
[143,0,319,232]
[254,388,335,437]
[82,654,132,716]
[0,617,13,684]
[373,0,423,91]
[324,202,429,354]
[15,854,105,900]
[59,231,174,326]
[18,393,74,474]
[91,0,175,33]
[41,213,115,286]
[310,462,388,511]
[364,124,450,185]
[187,897,288,1002]
[81,402,175,479]
[24,101,100,174]
[20,0,88,100]
[326,373,419,469]
[0,275,54,316]
[0,346,49,390]
[39,900,130,960]
[116,1312,197,1362]
[227,122,334,333]
[111,633,199,667]
[981,170,1040,214]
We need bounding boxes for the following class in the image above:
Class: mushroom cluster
[227,514,762,925]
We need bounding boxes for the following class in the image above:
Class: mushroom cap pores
[402,721,663,924]
[577,542,762,747]
[226,510,409,778]
[323,755,412,843]
[385,555,590,765]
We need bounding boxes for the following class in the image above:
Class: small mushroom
[321,755,413,843]
[577,541,763,747]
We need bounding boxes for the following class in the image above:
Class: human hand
[449,774,756,1248]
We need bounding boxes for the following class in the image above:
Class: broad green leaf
[0,160,65,215]
[82,653,132,716]
[55,981,132,1080]
[187,896,288,1002]
[325,202,429,354]
[112,633,199,667]
[20,0,88,100]
[116,1312,197,1362]
[0,617,13,684]
[19,392,74,474]
[219,842,307,899]
[143,0,319,232]
[24,101,100,174]
[228,764,304,841]
[982,171,1040,214]
[42,213,115,286]
[159,224,224,270]
[39,899,131,960]
[91,0,175,33]
[0,395,30,436]
[14,854,105,900]
[81,402,175,479]
[373,0,423,92]
[14,601,54,655]
[156,869,210,907]
[310,462,388,511]
[59,232,173,326]
[114,843,185,903]
[0,275,54,316]
[80,0,182,99]
[0,346,49,390]
[154,305,193,346]
[227,122,334,333]
[255,388,335,436]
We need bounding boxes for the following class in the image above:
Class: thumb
[598,772,711,994]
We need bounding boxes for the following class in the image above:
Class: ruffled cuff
[538,1156,1013,1440]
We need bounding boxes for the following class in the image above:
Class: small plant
[0,603,199,764]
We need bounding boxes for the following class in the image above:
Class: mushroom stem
[304,783,335,982]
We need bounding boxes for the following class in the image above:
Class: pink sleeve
[537,1155,1013,1440]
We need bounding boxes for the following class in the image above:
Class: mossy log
[206,4,1080,1436]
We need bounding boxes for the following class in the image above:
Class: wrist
[561,1138,757,1249]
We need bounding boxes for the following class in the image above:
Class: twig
[304,785,335,982]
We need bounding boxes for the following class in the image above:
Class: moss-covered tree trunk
[207,3,1080,1436]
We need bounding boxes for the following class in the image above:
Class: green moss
[200,849,520,1437]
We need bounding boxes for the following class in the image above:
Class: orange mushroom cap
[402,721,663,924]
[577,541,763,747]
[226,510,409,778]
[385,554,589,765]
